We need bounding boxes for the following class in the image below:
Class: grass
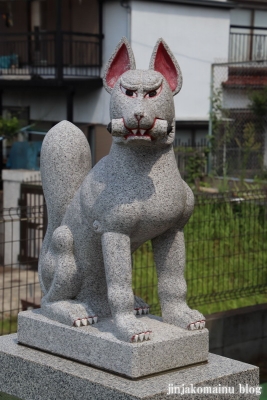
[0,315,18,336]
[261,383,267,400]
[132,193,267,316]
[0,392,22,400]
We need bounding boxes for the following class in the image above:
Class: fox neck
[109,140,175,176]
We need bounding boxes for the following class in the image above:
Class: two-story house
[1,0,267,171]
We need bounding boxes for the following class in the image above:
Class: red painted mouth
[124,128,153,140]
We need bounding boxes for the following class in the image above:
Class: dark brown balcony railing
[0,31,103,80]
[229,26,267,62]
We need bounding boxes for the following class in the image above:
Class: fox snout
[107,118,173,143]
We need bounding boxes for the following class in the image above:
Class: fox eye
[121,86,137,97]
[145,86,162,99]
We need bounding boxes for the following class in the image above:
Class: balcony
[229,26,267,62]
[0,30,103,87]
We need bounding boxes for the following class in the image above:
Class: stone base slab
[0,334,260,399]
[17,309,208,378]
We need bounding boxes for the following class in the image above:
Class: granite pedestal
[17,310,208,378]
[0,334,260,400]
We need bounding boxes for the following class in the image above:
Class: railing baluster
[0,31,103,79]
[230,30,267,62]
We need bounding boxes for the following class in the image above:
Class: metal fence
[210,60,267,180]
[0,206,43,336]
[174,144,208,182]
[1,189,267,335]
[133,189,267,315]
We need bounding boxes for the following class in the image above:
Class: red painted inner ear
[154,42,178,92]
[106,43,131,88]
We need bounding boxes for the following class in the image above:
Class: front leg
[101,232,151,342]
[152,228,205,330]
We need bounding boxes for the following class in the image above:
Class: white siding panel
[131,1,230,121]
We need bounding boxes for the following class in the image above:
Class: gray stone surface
[38,37,205,343]
[0,334,260,399]
[17,309,208,378]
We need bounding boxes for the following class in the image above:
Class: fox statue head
[103,37,182,147]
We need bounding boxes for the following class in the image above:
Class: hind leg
[42,225,80,303]
[42,299,97,327]
[41,226,97,326]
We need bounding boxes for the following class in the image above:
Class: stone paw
[187,319,206,330]
[162,306,205,330]
[73,315,98,327]
[131,331,152,342]
[114,313,150,342]
[133,307,150,315]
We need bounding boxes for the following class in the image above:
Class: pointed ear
[103,37,136,94]
[149,38,182,96]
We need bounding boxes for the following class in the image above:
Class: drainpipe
[249,9,255,61]
[55,0,63,83]
[31,1,41,31]
[120,1,131,42]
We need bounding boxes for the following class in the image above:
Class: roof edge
[102,0,235,10]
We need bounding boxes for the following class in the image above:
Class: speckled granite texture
[38,37,205,344]
[17,309,208,378]
[0,334,260,400]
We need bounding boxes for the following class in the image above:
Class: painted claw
[195,321,200,329]
[133,309,137,315]
[93,316,98,324]
[189,323,195,330]
[202,320,206,328]
[139,333,145,342]
[131,335,138,343]
[81,318,88,326]
[145,331,150,340]
[137,308,142,315]
[74,320,81,327]
[88,317,93,325]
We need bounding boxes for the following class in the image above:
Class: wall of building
[130,1,231,122]
[95,124,112,163]
[230,8,267,28]
[0,1,28,33]
[45,0,99,33]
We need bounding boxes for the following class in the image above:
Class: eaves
[101,0,236,10]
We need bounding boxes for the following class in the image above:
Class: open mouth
[124,129,153,140]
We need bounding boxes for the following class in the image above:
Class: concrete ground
[0,266,41,317]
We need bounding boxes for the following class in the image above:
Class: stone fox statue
[39,37,205,343]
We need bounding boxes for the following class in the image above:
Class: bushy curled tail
[38,121,91,292]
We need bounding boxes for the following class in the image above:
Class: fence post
[207,64,214,174]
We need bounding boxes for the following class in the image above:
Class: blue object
[0,54,18,68]
[6,141,42,170]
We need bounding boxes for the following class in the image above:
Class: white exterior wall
[3,90,66,122]
[3,1,231,126]
[131,1,230,122]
